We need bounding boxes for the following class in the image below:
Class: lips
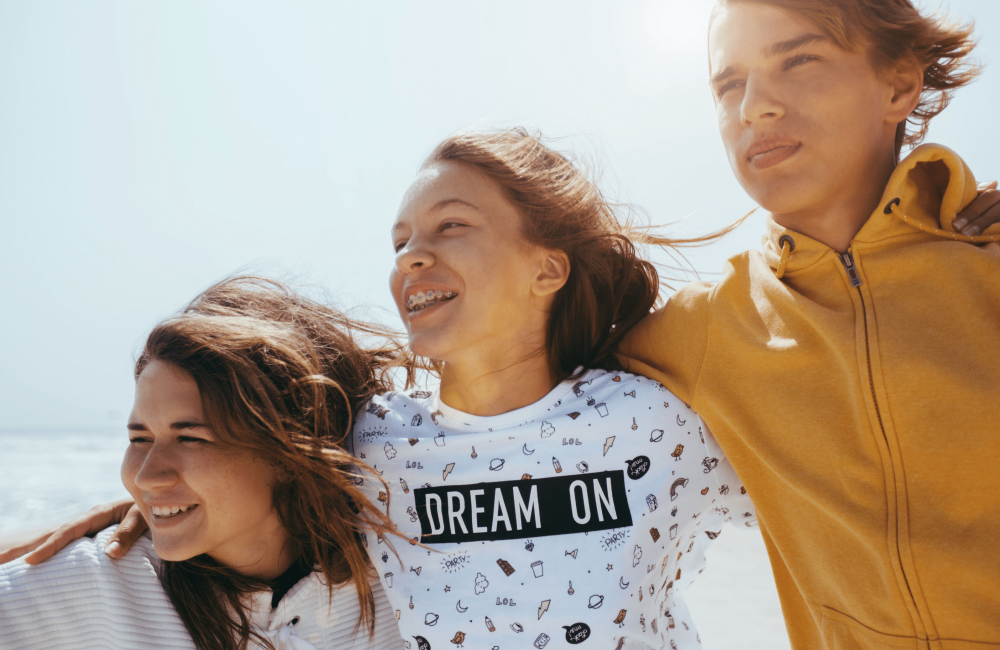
[746,138,801,170]
[147,503,200,525]
[403,285,459,314]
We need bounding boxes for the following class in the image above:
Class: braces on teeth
[406,290,456,311]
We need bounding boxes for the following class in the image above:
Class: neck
[438,343,559,417]
[771,149,897,253]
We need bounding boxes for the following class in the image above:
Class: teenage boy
[622,1,1000,648]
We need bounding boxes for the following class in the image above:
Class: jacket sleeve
[618,281,714,408]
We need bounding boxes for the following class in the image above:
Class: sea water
[0,429,131,535]
[0,428,790,649]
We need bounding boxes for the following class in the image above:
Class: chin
[150,537,200,562]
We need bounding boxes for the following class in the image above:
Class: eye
[393,239,408,253]
[438,221,466,233]
[179,435,210,444]
[716,80,743,99]
[128,436,152,444]
[783,54,818,70]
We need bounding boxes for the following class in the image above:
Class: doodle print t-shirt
[352,369,756,650]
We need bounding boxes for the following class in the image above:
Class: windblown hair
[135,276,405,650]
[425,128,740,381]
[714,0,980,156]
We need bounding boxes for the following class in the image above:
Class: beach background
[1,1,997,647]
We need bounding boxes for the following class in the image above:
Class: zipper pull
[840,252,862,287]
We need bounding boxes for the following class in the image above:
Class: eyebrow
[391,198,480,233]
[710,33,829,86]
[126,421,206,431]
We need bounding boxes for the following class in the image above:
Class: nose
[393,238,435,276]
[132,441,180,491]
[740,73,785,125]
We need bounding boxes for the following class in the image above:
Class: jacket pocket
[821,607,922,650]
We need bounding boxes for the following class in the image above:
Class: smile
[150,504,199,519]
[406,290,458,312]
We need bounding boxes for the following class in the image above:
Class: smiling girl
[350,129,755,650]
[0,277,406,650]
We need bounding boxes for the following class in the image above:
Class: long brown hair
[425,128,741,381]
[136,276,405,650]
[712,0,980,157]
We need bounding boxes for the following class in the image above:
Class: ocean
[0,429,790,649]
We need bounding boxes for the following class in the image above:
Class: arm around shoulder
[617,280,715,406]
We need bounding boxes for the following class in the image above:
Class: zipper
[840,250,928,647]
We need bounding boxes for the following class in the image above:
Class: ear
[531,250,571,298]
[885,62,923,126]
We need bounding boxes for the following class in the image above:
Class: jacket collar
[762,144,981,275]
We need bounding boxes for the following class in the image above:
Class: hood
[762,144,999,275]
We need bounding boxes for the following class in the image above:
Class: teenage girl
[0,277,406,650]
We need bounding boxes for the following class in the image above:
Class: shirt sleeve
[617,280,715,408]
[704,420,757,528]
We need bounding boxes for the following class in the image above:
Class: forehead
[134,360,202,413]
[708,2,827,72]
[394,160,508,226]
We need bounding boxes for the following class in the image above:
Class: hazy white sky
[1,0,997,429]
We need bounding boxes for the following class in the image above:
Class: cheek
[210,454,277,519]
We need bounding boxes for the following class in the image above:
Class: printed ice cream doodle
[650,429,664,443]
[474,572,490,594]
[702,457,719,473]
[489,458,505,471]
[670,444,684,461]
[496,558,515,576]
[531,560,544,578]
[540,421,556,438]
[631,418,638,431]
[675,414,686,426]
[625,455,651,480]
[401,478,410,493]
[588,594,604,609]
[565,549,578,559]
[525,539,535,552]
[576,461,589,473]
[563,622,591,644]
[533,633,551,649]
[567,581,575,595]
[471,446,477,459]
[669,477,689,501]
[484,616,495,632]
[537,599,551,619]
[603,437,615,456]
[450,631,465,648]
[434,432,446,447]
[613,608,627,626]
[650,527,661,543]
[412,635,430,650]
[522,443,535,455]
[382,551,389,563]
[632,545,642,567]
[443,463,455,480]
[424,613,439,626]
[552,457,563,473]
[646,494,658,512]
[411,414,423,427]
[385,442,398,459]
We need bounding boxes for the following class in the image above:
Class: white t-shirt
[352,369,756,650]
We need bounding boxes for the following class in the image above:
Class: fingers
[20,498,136,565]
[103,504,148,559]
[0,531,52,565]
[978,181,999,191]
[953,188,1000,235]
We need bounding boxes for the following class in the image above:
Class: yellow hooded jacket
[621,145,1000,649]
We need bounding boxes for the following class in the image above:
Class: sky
[1,0,997,430]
